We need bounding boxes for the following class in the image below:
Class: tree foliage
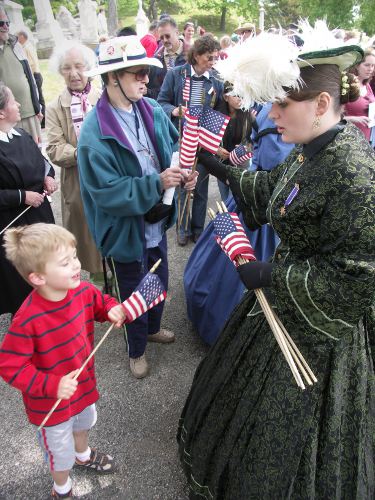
[12,0,375,36]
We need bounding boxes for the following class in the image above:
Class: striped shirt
[189,67,211,107]
[190,77,205,106]
[0,283,118,427]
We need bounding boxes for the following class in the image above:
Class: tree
[358,0,375,36]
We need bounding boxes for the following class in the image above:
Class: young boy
[0,223,126,499]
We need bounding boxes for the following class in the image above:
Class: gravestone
[32,0,64,58]
[78,0,98,46]
[56,6,79,40]
[135,0,149,38]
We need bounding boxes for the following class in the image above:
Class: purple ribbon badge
[280,183,300,216]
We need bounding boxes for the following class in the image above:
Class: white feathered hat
[85,36,162,77]
[215,23,363,108]
[215,33,301,108]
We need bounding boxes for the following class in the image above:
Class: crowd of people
[0,5,374,499]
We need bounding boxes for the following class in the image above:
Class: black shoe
[177,233,189,246]
[191,233,201,243]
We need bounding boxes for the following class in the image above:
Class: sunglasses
[0,21,10,28]
[207,56,219,62]
[123,68,150,81]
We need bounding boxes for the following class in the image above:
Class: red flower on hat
[107,46,115,55]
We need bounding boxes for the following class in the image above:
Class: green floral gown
[178,123,375,499]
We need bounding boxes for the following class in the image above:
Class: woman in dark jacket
[0,82,56,315]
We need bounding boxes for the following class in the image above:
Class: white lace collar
[0,128,21,143]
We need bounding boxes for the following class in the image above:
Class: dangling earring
[113,81,118,87]
[312,116,321,130]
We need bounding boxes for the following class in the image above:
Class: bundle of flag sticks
[208,201,317,390]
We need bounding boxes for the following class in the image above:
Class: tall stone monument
[135,0,149,38]
[78,0,98,46]
[32,0,64,58]
[56,6,80,40]
[1,0,24,33]
[107,0,118,36]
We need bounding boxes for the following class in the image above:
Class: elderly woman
[77,36,197,379]
[158,35,223,245]
[178,39,375,498]
[0,82,56,315]
[46,42,103,279]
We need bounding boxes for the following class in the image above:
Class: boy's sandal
[75,448,115,474]
[51,488,73,499]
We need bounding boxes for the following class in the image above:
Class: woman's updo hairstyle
[0,81,10,111]
[287,64,359,112]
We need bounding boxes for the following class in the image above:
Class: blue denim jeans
[178,162,209,237]
[110,235,168,358]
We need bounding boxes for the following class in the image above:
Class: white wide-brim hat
[85,36,162,77]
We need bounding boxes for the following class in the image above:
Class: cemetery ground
[0,66,216,499]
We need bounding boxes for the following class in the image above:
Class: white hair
[49,40,96,74]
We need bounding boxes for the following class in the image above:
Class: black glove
[144,203,173,223]
[237,261,274,290]
[197,150,228,184]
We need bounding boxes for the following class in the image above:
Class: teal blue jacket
[77,91,179,263]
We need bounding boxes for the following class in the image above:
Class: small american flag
[122,273,167,322]
[213,212,256,265]
[182,76,191,103]
[179,106,202,169]
[198,107,230,154]
[229,144,253,166]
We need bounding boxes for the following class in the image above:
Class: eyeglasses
[207,55,219,62]
[123,68,150,81]
[0,21,10,28]
[61,63,86,74]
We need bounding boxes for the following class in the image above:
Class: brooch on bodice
[280,183,300,216]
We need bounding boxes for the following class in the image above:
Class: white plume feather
[215,33,301,108]
[297,19,341,53]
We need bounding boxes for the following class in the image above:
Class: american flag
[213,212,256,265]
[122,273,167,322]
[229,144,253,166]
[182,76,191,103]
[198,107,230,154]
[179,106,202,169]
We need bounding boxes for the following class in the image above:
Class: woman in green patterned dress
[178,43,375,499]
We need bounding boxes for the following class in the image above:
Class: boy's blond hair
[4,224,76,280]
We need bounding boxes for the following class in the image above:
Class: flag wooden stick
[255,288,305,389]
[182,155,199,232]
[274,312,317,383]
[37,260,162,431]
[216,201,223,214]
[208,206,314,389]
[0,205,32,236]
[37,323,115,431]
